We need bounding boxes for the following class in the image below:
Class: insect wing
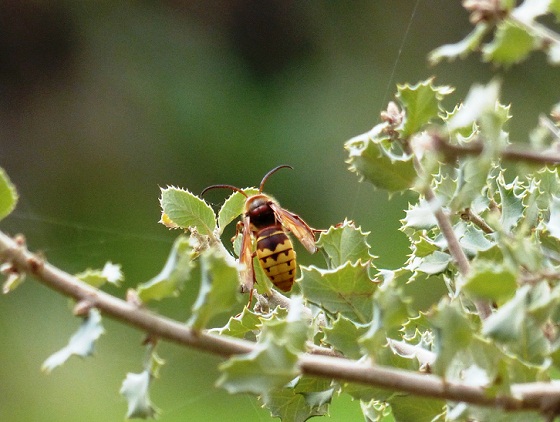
[238,215,255,293]
[269,202,317,253]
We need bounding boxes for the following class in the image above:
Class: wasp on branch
[201,165,317,302]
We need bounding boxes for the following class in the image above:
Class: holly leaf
[401,199,438,231]
[209,306,261,338]
[159,186,216,235]
[120,370,159,419]
[187,247,243,330]
[300,261,377,324]
[262,377,333,422]
[75,262,123,288]
[462,260,517,302]
[217,299,308,401]
[316,220,373,269]
[42,309,105,373]
[323,314,369,359]
[0,167,18,221]
[497,174,524,234]
[389,395,445,422]
[396,79,454,138]
[447,80,501,131]
[429,301,473,376]
[136,236,194,302]
[482,21,535,66]
[482,285,529,342]
[545,196,560,240]
[345,126,416,192]
[217,188,259,234]
[429,23,489,64]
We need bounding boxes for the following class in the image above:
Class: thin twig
[432,134,560,165]
[1,230,559,412]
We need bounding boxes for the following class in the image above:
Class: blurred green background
[0,1,557,421]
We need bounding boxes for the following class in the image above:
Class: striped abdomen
[256,225,297,292]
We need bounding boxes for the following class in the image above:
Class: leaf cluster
[2,1,560,421]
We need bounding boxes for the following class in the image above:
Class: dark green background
[0,1,555,421]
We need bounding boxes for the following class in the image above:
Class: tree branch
[432,134,560,165]
[1,230,559,413]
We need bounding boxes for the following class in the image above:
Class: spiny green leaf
[300,261,377,324]
[42,309,105,373]
[462,260,517,302]
[262,377,333,422]
[317,219,374,269]
[136,236,194,302]
[360,400,394,422]
[447,79,501,131]
[120,370,159,419]
[396,79,454,139]
[217,301,308,401]
[261,386,330,422]
[159,186,216,235]
[217,188,259,234]
[450,156,494,211]
[75,262,123,288]
[0,167,18,221]
[209,306,261,338]
[323,314,368,359]
[482,21,535,66]
[497,174,524,234]
[413,251,451,275]
[428,23,489,64]
[482,285,529,342]
[545,196,560,240]
[187,247,243,330]
[345,127,416,192]
[430,300,473,376]
[401,199,438,231]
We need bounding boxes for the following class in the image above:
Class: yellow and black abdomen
[256,225,297,292]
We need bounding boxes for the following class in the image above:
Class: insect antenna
[259,165,293,193]
[200,184,248,197]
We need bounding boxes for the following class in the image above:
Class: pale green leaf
[120,370,159,419]
[360,400,394,422]
[428,23,489,64]
[42,309,105,373]
[345,128,416,192]
[159,186,216,235]
[498,175,524,233]
[300,262,376,324]
[262,377,333,422]
[396,79,454,138]
[209,306,261,338]
[217,188,259,234]
[75,262,123,288]
[551,0,560,18]
[217,336,299,400]
[0,167,18,221]
[447,80,501,131]
[401,199,438,230]
[430,301,473,376]
[482,21,535,66]
[316,219,373,269]
[414,251,451,275]
[482,285,529,342]
[462,260,517,302]
[136,236,194,302]
[512,0,551,23]
[187,247,243,330]
[389,395,445,422]
[323,314,368,359]
[545,196,560,239]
